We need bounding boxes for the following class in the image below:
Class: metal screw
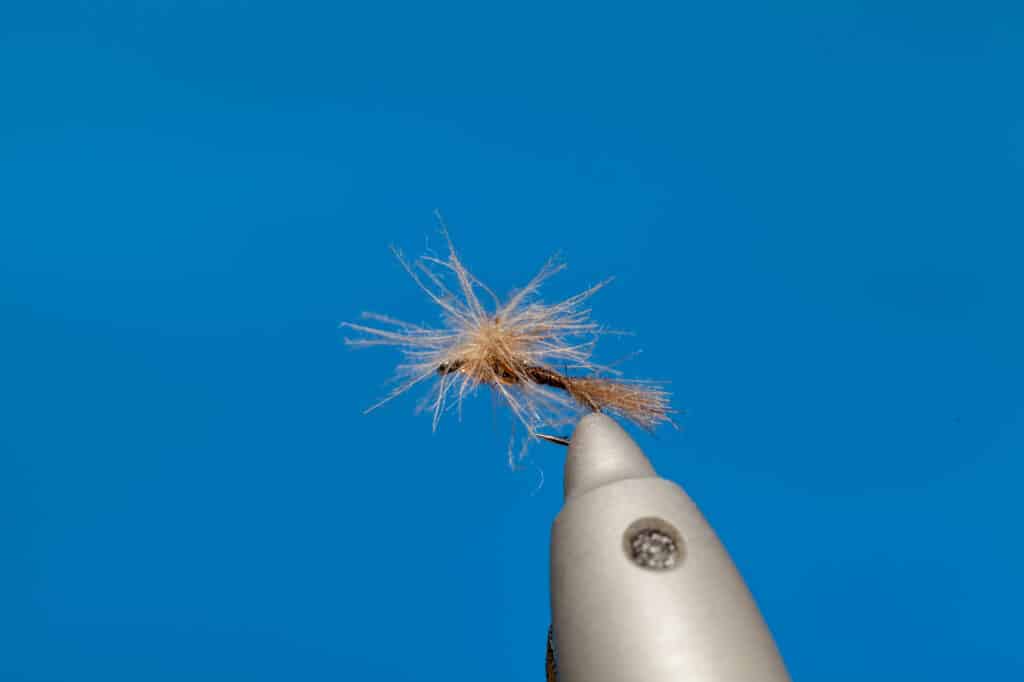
[625,522,681,570]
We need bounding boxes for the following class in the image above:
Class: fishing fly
[342,218,674,459]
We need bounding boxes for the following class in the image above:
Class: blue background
[3,2,1023,680]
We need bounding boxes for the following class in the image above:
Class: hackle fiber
[342,228,673,449]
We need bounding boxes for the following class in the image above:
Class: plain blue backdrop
[3,2,1023,680]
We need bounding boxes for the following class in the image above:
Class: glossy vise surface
[550,415,791,682]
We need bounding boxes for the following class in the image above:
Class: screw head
[624,518,682,570]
